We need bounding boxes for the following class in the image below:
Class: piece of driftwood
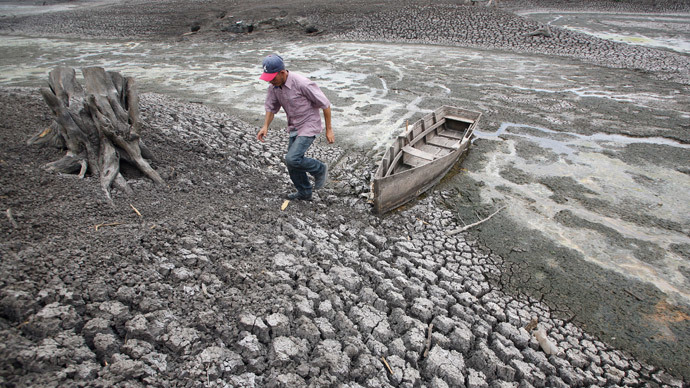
[447,206,506,235]
[29,66,163,200]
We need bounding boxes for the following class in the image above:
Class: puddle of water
[520,11,690,54]
[0,34,688,305]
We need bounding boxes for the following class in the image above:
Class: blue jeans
[285,135,325,197]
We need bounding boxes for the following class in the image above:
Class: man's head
[259,54,285,82]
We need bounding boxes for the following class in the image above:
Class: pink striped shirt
[264,72,331,137]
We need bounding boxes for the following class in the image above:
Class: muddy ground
[1,0,689,386]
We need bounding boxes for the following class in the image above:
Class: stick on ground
[130,204,142,217]
[95,222,124,231]
[381,356,394,375]
[447,206,506,235]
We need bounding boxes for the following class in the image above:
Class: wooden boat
[372,106,482,214]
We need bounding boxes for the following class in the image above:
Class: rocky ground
[1,0,689,387]
[2,87,685,387]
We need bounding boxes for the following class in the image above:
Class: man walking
[256,54,334,201]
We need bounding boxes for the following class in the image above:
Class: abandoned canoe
[372,106,481,214]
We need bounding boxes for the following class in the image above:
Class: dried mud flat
[1,0,690,387]
[4,87,685,388]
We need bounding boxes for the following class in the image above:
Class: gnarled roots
[29,66,163,200]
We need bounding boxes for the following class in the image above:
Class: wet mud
[444,144,690,378]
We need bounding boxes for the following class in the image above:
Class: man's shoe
[286,192,312,201]
[314,164,328,190]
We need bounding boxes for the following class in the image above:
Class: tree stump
[29,66,163,200]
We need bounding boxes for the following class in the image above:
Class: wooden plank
[439,128,468,140]
[417,142,447,156]
[403,158,425,168]
[445,115,475,124]
[423,113,435,130]
[403,145,436,161]
[412,123,423,138]
[410,118,446,144]
[446,128,468,138]
[438,132,463,140]
[444,107,481,122]
[380,158,388,177]
[386,152,402,176]
[426,136,458,149]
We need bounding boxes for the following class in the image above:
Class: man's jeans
[285,135,325,197]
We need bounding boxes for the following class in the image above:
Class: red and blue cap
[259,54,285,81]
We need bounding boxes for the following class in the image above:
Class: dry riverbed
[0,0,689,385]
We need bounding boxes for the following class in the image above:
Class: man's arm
[257,111,275,142]
[323,107,334,144]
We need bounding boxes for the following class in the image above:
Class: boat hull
[372,106,481,214]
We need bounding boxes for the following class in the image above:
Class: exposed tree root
[30,66,163,200]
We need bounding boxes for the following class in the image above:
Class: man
[256,54,334,201]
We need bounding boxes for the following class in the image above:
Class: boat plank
[445,115,475,124]
[426,136,457,150]
[386,152,403,176]
[417,143,448,157]
[402,155,426,168]
[411,118,446,144]
[403,145,436,161]
[439,129,466,140]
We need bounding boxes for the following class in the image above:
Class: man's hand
[258,112,275,142]
[322,107,334,144]
[257,126,268,142]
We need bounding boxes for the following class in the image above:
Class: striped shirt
[264,72,330,137]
